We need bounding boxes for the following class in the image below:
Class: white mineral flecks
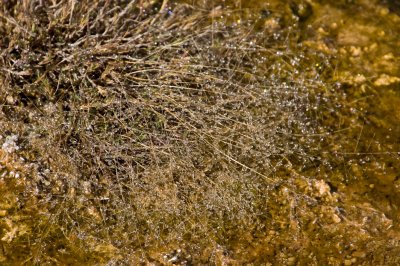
[2,134,20,153]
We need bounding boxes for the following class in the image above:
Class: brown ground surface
[1,0,399,265]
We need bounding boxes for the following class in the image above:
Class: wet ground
[1,0,400,264]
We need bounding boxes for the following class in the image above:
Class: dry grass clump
[0,0,347,264]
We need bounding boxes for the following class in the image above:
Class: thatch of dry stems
[0,0,331,264]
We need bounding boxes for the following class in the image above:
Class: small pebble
[352,251,366,258]
[332,213,341,223]
[0,210,7,217]
[287,257,296,265]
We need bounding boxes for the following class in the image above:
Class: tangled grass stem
[0,0,341,264]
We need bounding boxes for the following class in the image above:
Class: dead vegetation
[0,0,399,265]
